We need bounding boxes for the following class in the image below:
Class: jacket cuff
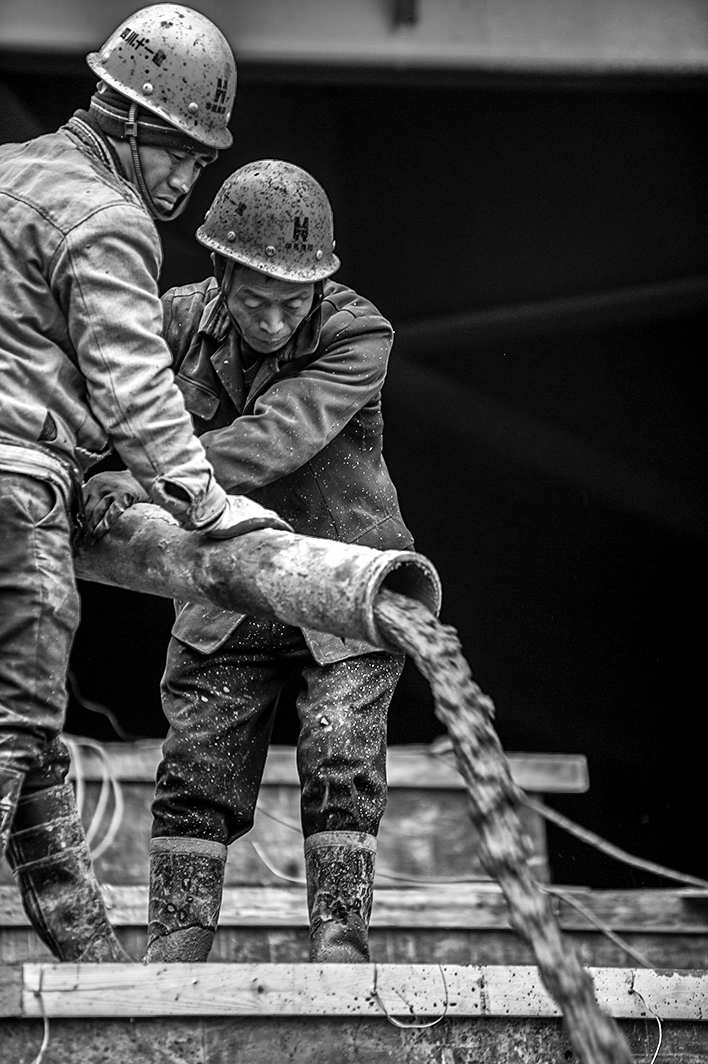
[151,474,226,531]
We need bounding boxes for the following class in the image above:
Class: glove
[201,493,293,539]
[82,470,148,542]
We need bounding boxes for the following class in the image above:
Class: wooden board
[3,1016,705,1064]
[3,885,707,932]
[3,886,706,967]
[0,963,701,1019]
[0,781,551,887]
[4,924,708,969]
[66,742,589,792]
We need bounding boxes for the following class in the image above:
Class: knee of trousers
[300,759,388,838]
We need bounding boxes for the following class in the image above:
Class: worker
[0,7,288,963]
[84,160,415,963]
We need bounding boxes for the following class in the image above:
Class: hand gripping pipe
[74,504,442,649]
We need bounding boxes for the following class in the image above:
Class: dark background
[1,57,706,887]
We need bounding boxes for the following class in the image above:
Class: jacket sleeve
[52,202,225,527]
[197,309,393,494]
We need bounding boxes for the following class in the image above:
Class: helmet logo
[207,77,229,115]
[293,216,309,242]
[119,26,165,66]
[286,215,313,253]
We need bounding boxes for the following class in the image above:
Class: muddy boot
[0,764,25,859]
[145,837,226,962]
[6,783,130,961]
[305,830,376,963]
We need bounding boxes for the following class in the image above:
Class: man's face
[139,146,213,214]
[225,268,315,355]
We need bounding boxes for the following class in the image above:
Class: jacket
[163,276,414,663]
[0,115,221,525]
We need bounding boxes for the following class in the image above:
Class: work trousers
[0,471,78,789]
[152,617,405,844]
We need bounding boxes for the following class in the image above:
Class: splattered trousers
[0,470,78,789]
[152,618,405,843]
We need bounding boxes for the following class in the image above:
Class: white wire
[371,962,449,1029]
[30,968,50,1064]
[65,735,125,860]
[630,983,663,1064]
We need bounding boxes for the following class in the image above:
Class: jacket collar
[65,112,123,180]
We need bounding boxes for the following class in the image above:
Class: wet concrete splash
[374,590,633,1064]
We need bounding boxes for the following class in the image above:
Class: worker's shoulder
[161,277,220,338]
[0,128,148,238]
[321,280,390,330]
[162,277,218,317]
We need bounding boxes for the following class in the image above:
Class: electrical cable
[67,669,139,742]
[371,962,449,1029]
[527,796,708,890]
[541,886,653,969]
[30,967,50,1064]
[629,978,663,1064]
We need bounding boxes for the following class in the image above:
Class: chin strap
[213,255,242,333]
[124,102,193,222]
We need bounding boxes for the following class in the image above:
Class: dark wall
[2,61,706,885]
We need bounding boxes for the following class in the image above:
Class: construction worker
[84,160,415,963]
[0,8,289,963]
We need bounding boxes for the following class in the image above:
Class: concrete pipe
[75,504,442,650]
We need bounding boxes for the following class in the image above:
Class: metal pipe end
[366,550,442,648]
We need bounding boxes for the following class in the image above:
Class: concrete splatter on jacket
[163,276,414,663]
[0,117,222,524]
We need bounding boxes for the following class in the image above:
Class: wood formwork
[1,963,706,1063]
[0,744,588,890]
[2,884,707,967]
[3,743,705,1058]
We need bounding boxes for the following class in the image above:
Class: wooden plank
[3,924,707,969]
[66,742,589,793]
[0,964,21,1017]
[0,783,551,887]
[11,963,707,1020]
[3,1016,706,1064]
[3,885,708,932]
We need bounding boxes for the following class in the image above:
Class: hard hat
[87,4,236,150]
[196,160,341,283]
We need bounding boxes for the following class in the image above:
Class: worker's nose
[168,158,199,195]
[258,307,284,336]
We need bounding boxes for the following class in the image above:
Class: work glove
[82,470,148,543]
[200,493,293,539]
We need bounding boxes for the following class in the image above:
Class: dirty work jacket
[0,116,220,524]
[164,277,414,664]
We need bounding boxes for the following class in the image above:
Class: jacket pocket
[171,600,245,654]
[176,377,220,422]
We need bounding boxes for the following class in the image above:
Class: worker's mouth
[249,334,288,351]
[153,194,179,211]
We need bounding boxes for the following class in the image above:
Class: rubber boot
[6,782,130,961]
[145,837,227,962]
[305,830,376,963]
[0,764,25,859]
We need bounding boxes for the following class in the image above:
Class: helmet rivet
[226,231,236,242]
[332,240,336,249]
[188,102,199,114]
[265,245,276,257]
[142,82,154,96]
[315,249,323,261]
